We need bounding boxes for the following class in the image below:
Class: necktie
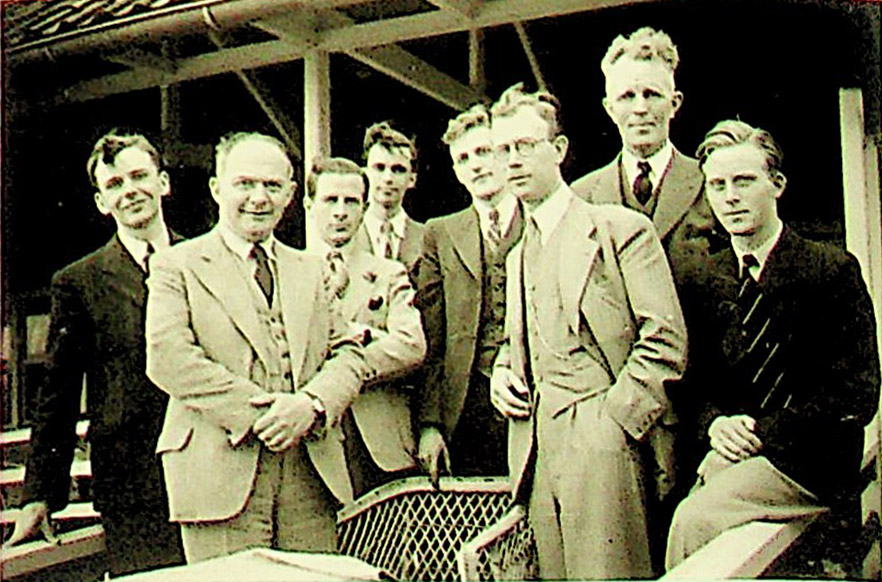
[519,217,541,391]
[324,250,350,300]
[251,244,274,307]
[486,208,502,253]
[634,160,653,207]
[379,220,395,260]
[143,242,155,274]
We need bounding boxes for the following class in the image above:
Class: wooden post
[303,50,331,249]
[468,28,485,97]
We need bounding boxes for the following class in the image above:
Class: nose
[633,94,649,113]
[723,183,740,204]
[246,183,272,205]
[331,200,347,218]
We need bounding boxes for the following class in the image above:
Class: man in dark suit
[489,83,687,579]
[666,120,880,568]
[304,156,425,497]
[5,130,184,576]
[416,104,523,480]
[146,133,366,563]
[571,27,723,286]
[350,122,425,277]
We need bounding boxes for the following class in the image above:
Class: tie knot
[380,220,393,235]
[250,243,268,261]
[742,253,759,269]
[637,160,652,177]
[488,208,500,225]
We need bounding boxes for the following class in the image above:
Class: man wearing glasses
[488,83,687,579]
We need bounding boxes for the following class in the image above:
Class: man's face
[490,106,567,206]
[309,172,366,248]
[93,146,169,230]
[210,138,295,243]
[603,57,683,158]
[365,143,416,212]
[448,125,505,203]
[703,143,784,240]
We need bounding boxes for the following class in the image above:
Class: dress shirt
[363,209,406,259]
[474,194,518,243]
[118,228,170,272]
[732,219,784,281]
[621,140,674,196]
[219,224,278,282]
[527,181,572,246]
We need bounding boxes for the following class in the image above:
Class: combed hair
[441,104,491,145]
[214,132,292,177]
[601,27,679,77]
[362,121,418,170]
[306,156,369,202]
[86,129,161,187]
[696,119,784,178]
[490,82,563,137]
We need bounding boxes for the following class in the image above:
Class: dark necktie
[143,242,155,274]
[633,160,653,207]
[251,244,274,307]
[486,208,502,254]
[519,217,541,391]
[324,250,350,300]
[379,220,394,259]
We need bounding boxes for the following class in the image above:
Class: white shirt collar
[219,223,277,262]
[311,237,353,262]
[732,219,784,281]
[474,194,517,239]
[364,209,406,239]
[117,227,170,270]
[528,182,572,246]
[622,141,674,191]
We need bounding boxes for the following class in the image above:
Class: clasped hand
[250,392,316,452]
[490,367,531,418]
[708,414,763,462]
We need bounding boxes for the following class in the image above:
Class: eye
[234,178,257,190]
[391,164,408,174]
[372,163,386,172]
[494,143,511,156]
[104,177,124,190]
[733,176,756,188]
[618,90,636,101]
[474,146,492,158]
[130,170,149,181]
[707,179,725,192]
[456,153,469,166]
[642,88,663,100]
[264,181,284,194]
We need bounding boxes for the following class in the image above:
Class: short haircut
[441,104,491,145]
[490,82,563,137]
[362,122,418,171]
[307,156,369,202]
[696,119,784,179]
[214,131,293,178]
[86,129,162,188]
[601,27,679,78]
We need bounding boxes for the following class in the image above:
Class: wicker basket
[336,476,535,581]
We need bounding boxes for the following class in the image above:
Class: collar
[622,141,674,190]
[117,226,170,265]
[731,219,784,281]
[219,223,277,262]
[364,208,406,240]
[474,194,517,237]
[528,181,572,246]
[312,238,354,262]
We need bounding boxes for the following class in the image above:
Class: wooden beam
[468,28,485,94]
[424,0,479,19]
[303,50,331,249]
[0,525,106,579]
[513,21,546,91]
[59,40,301,103]
[103,47,177,73]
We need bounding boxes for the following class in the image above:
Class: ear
[772,172,787,197]
[407,170,417,189]
[303,194,313,211]
[93,191,111,216]
[553,134,569,164]
[208,176,220,204]
[158,170,171,198]
[671,90,684,117]
[602,97,615,121]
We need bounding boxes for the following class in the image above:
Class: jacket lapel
[340,252,373,323]
[190,230,276,372]
[398,216,422,267]
[97,235,147,309]
[653,150,704,240]
[277,247,318,386]
[446,207,481,280]
[592,159,625,205]
[558,199,600,332]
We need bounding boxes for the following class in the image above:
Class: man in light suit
[351,122,425,277]
[305,156,426,497]
[489,83,687,580]
[666,120,879,570]
[416,104,523,480]
[571,27,723,287]
[145,133,366,563]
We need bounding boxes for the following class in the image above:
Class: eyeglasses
[494,137,550,158]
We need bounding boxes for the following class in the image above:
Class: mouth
[120,199,149,212]
[242,209,274,219]
[508,174,530,184]
[723,210,749,219]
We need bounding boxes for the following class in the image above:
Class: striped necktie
[634,160,653,207]
[251,244,274,307]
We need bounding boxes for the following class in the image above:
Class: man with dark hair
[666,119,879,568]
[415,104,523,480]
[145,133,366,562]
[489,83,687,579]
[352,122,425,277]
[5,129,184,576]
[305,156,425,497]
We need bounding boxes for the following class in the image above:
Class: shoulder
[426,207,472,233]
[782,231,862,282]
[571,158,618,198]
[51,238,115,285]
[580,196,654,233]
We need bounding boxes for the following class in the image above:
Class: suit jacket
[415,204,522,438]
[495,193,687,497]
[351,214,426,279]
[570,149,725,287]
[339,250,426,471]
[689,227,879,501]
[145,228,366,522]
[24,233,180,514]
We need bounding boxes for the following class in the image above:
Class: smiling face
[309,172,366,248]
[93,145,169,230]
[703,142,785,246]
[365,143,416,213]
[210,137,295,243]
[490,106,567,207]
[603,57,683,159]
[448,125,505,204]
